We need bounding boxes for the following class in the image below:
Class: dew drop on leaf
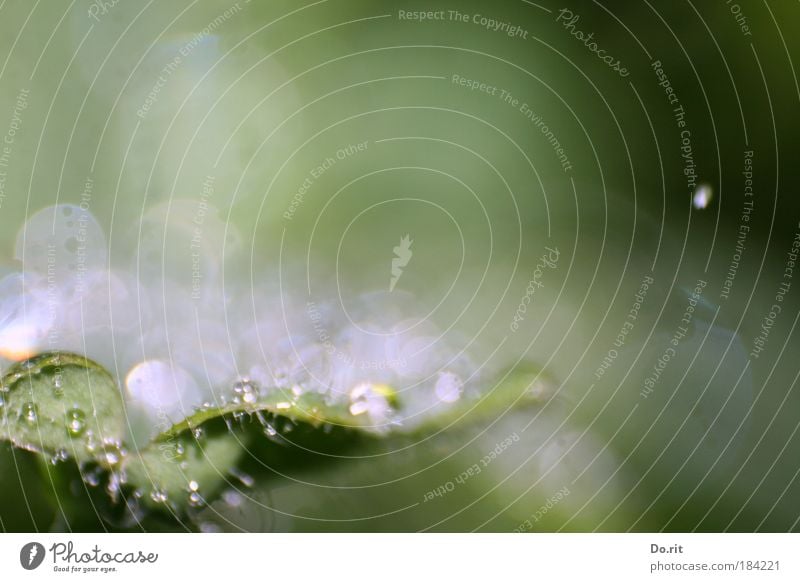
[232,378,259,404]
[99,442,125,468]
[150,488,168,504]
[348,382,396,422]
[50,448,69,465]
[107,473,126,499]
[19,402,38,425]
[434,371,463,403]
[174,441,186,461]
[66,408,86,437]
[222,489,243,507]
[53,375,64,397]
[82,469,101,487]
[229,467,254,488]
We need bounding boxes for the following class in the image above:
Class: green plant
[0,351,551,531]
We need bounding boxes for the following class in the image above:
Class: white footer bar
[1,533,797,581]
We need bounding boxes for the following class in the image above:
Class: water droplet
[434,371,463,403]
[84,430,97,453]
[150,488,168,503]
[229,468,254,488]
[233,378,259,404]
[188,491,205,507]
[66,408,86,437]
[19,402,38,425]
[106,472,127,500]
[222,489,243,507]
[348,383,395,421]
[199,521,220,533]
[99,442,125,468]
[275,401,292,410]
[349,400,369,416]
[83,469,101,487]
[188,480,199,492]
[192,427,205,442]
[50,448,69,464]
[693,184,713,209]
[53,374,64,397]
[274,369,289,388]
[174,441,186,460]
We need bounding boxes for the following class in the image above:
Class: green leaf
[0,444,57,531]
[0,352,126,466]
[0,351,557,525]
[131,387,385,514]
[158,387,393,442]
[124,421,248,512]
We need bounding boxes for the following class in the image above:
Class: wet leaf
[0,352,126,466]
[0,351,555,521]
[125,423,247,512]
[159,389,385,441]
